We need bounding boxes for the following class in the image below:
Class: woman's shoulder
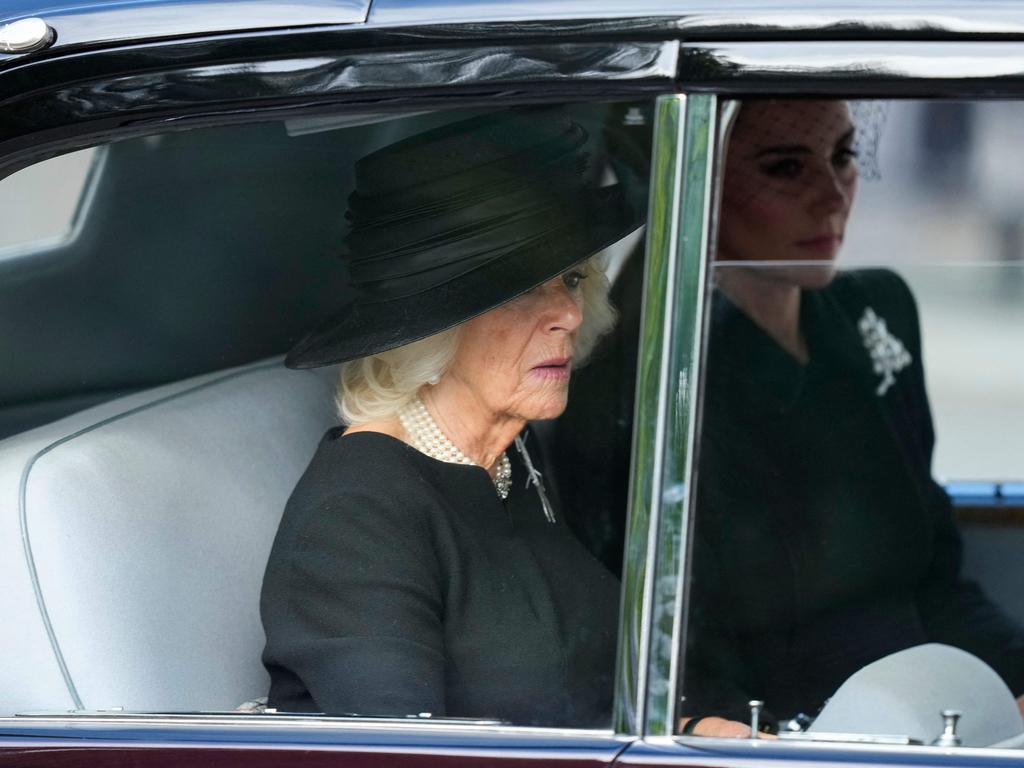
[830,268,918,318]
[828,268,922,349]
[298,428,428,498]
[268,430,438,562]
[262,430,447,613]
[321,426,412,457]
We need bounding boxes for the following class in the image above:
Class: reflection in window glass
[680,99,1024,746]
[0,148,98,254]
[844,102,1024,481]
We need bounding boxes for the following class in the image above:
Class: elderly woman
[259,110,642,726]
[680,99,1024,737]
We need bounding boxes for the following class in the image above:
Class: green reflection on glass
[645,92,715,737]
[613,94,686,735]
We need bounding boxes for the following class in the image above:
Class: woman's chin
[519,389,570,422]
[797,263,839,289]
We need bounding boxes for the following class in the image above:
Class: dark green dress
[682,269,1024,724]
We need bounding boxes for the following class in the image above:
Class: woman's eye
[833,146,859,169]
[562,270,586,291]
[761,158,802,179]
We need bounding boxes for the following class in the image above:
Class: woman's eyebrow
[754,144,809,158]
[752,127,856,159]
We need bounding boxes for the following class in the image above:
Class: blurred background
[830,101,1022,483]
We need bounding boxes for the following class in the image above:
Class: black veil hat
[285,109,645,369]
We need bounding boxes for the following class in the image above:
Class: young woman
[680,100,1024,737]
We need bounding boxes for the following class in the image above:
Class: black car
[2,1,1023,765]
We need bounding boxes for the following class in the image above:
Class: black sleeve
[263,488,446,716]
[876,271,1024,696]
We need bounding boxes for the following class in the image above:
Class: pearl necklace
[399,396,512,499]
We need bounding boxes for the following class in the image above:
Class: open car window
[0,101,653,729]
[679,98,1024,749]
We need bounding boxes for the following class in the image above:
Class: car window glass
[844,101,1024,481]
[680,98,1024,749]
[0,147,100,255]
[0,102,652,730]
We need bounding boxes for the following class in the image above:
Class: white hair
[337,257,617,425]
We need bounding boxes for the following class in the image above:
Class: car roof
[3,0,1024,60]
[0,0,370,56]
[365,0,1024,32]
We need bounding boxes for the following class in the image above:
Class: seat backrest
[0,358,337,714]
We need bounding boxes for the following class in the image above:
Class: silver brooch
[858,307,912,396]
[514,433,556,524]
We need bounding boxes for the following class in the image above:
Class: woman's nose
[541,282,583,333]
[810,168,852,213]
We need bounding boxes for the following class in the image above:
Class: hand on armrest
[679,716,777,739]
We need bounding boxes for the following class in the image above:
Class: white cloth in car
[809,643,1024,747]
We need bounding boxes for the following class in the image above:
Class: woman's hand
[679,716,777,739]
[1017,695,1024,720]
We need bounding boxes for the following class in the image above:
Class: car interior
[0,116,383,713]
[0,102,652,716]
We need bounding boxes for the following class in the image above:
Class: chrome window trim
[613,92,717,738]
[662,99,737,737]
[641,93,716,738]
[0,712,617,734]
[613,93,687,736]
[653,92,717,738]
[662,730,1024,762]
[0,713,634,752]
[678,41,1024,96]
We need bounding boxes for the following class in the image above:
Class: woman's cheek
[745,197,798,243]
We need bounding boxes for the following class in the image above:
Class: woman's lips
[796,234,842,254]
[530,358,572,380]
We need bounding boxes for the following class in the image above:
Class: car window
[0,101,653,731]
[680,98,1024,749]
[0,147,101,256]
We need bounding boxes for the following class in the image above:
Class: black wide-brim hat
[285,109,645,369]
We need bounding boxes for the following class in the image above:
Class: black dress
[260,429,619,727]
[682,269,1024,724]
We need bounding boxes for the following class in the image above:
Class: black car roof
[365,0,1024,32]
[3,0,1024,62]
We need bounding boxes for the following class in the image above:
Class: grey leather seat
[810,643,1024,747]
[0,358,337,715]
